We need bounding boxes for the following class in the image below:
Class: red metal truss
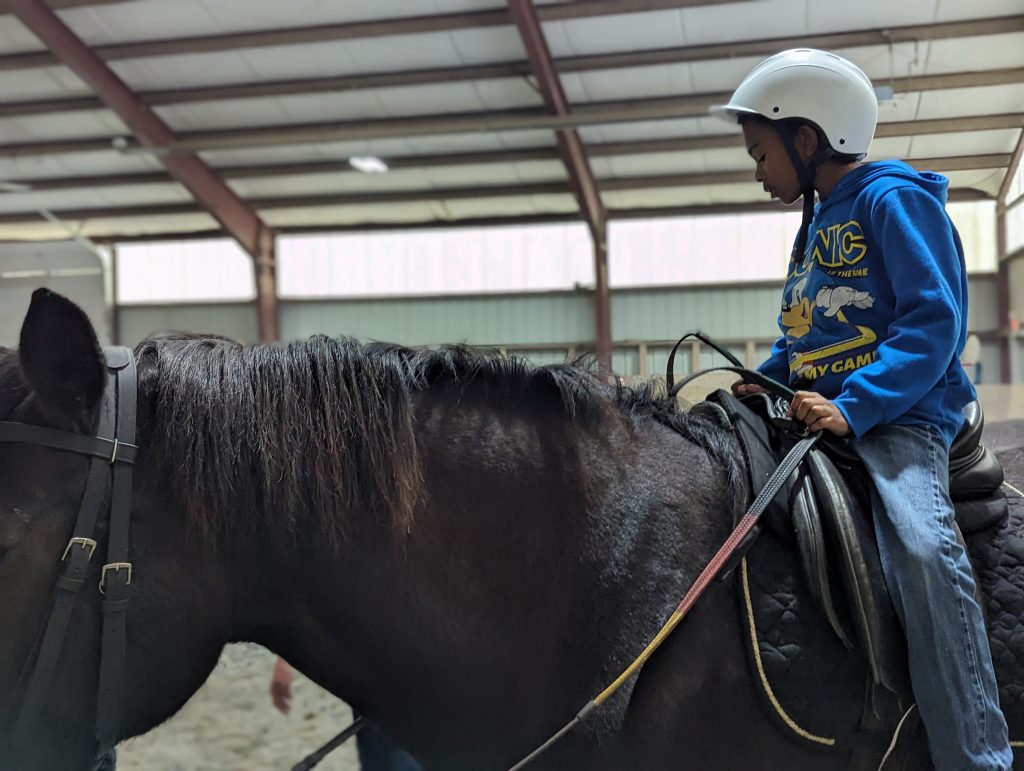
[8,0,280,342]
[507,0,611,370]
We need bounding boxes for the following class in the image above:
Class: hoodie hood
[820,159,949,213]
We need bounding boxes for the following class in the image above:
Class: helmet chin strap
[777,125,830,261]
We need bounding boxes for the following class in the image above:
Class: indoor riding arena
[1,1,1023,770]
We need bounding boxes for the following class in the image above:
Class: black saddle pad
[741,479,1024,751]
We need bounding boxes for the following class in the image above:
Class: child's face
[741,121,802,205]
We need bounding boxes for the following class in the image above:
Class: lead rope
[507,431,822,770]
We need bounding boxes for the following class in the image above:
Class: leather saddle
[699,389,1008,698]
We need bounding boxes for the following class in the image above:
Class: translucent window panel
[609,211,803,287]
[279,223,594,298]
[116,239,255,303]
[947,201,997,273]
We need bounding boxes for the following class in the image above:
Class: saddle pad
[741,484,1024,749]
[967,484,1024,730]
[739,523,873,749]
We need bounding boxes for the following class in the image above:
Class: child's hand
[788,391,850,436]
[732,380,768,396]
[269,657,294,715]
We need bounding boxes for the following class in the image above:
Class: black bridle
[0,346,138,760]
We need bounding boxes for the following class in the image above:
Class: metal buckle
[108,438,120,465]
[62,537,97,562]
[99,562,132,594]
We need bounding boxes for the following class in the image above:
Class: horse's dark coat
[2,290,1024,771]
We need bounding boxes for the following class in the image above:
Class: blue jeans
[854,424,1012,770]
[356,720,421,771]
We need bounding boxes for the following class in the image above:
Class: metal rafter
[7,0,280,342]
[509,0,609,369]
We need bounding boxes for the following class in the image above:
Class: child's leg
[854,424,1012,771]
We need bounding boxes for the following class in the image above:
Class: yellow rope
[1003,481,1024,500]
[740,558,836,746]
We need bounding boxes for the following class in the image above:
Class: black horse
[1,289,1022,770]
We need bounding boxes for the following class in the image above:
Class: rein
[0,346,138,758]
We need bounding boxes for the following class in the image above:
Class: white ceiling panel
[0,14,46,54]
[579,117,722,145]
[564,63,698,104]
[59,0,505,48]
[933,0,1024,22]
[923,35,1024,73]
[677,0,809,46]
[944,169,1006,197]
[875,93,924,123]
[201,137,420,168]
[0,110,126,143]
[0,182,189,214]
[111,51,263,92]
[805,0,938,33]
[1,67,92,102]
[905,129,1022,159]
[440,192,578,220]
[0,150,161,181]
[153,77,540,133]
[915,84,1024,120]
[400,130,547,155]
[262,201,449,228]
[543,9,686,58]
[448,26,528,65]
[868,137,914,159]
[0,211,219,241]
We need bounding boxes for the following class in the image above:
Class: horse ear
[19,288,106,422]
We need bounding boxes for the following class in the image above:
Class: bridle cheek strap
[1,346,138,756]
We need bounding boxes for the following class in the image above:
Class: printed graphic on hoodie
[782,221,878,383]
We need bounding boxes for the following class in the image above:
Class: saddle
[702,389,1009,700]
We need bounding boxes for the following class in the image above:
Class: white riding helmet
[710,48,878,157]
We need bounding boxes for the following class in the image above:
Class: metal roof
[0,0,1021,241]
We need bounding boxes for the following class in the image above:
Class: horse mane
[134,335,739,548]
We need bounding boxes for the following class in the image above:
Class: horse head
[0,289,231,771]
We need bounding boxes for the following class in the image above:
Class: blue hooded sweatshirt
[758,159,976,446]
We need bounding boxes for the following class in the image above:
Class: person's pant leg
[356,720,421,771]
[854,424,1011,771]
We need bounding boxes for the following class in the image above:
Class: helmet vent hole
[772,106,780,113]
[839,138,846,145]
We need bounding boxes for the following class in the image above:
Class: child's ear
[795,124,820,161]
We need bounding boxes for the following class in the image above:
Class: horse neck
[239,389,732,765]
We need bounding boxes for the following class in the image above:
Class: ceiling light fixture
[349,156,389,174]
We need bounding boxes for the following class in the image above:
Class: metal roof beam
[7,0,280,342]
[0,0,739,72]
[0,169,999,225]
[508,0,605,241]
[508,0,608,370]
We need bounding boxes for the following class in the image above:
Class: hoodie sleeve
[832,186,965,437]
[757,327,790,385]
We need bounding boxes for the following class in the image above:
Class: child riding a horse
[714,48,1012,770]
